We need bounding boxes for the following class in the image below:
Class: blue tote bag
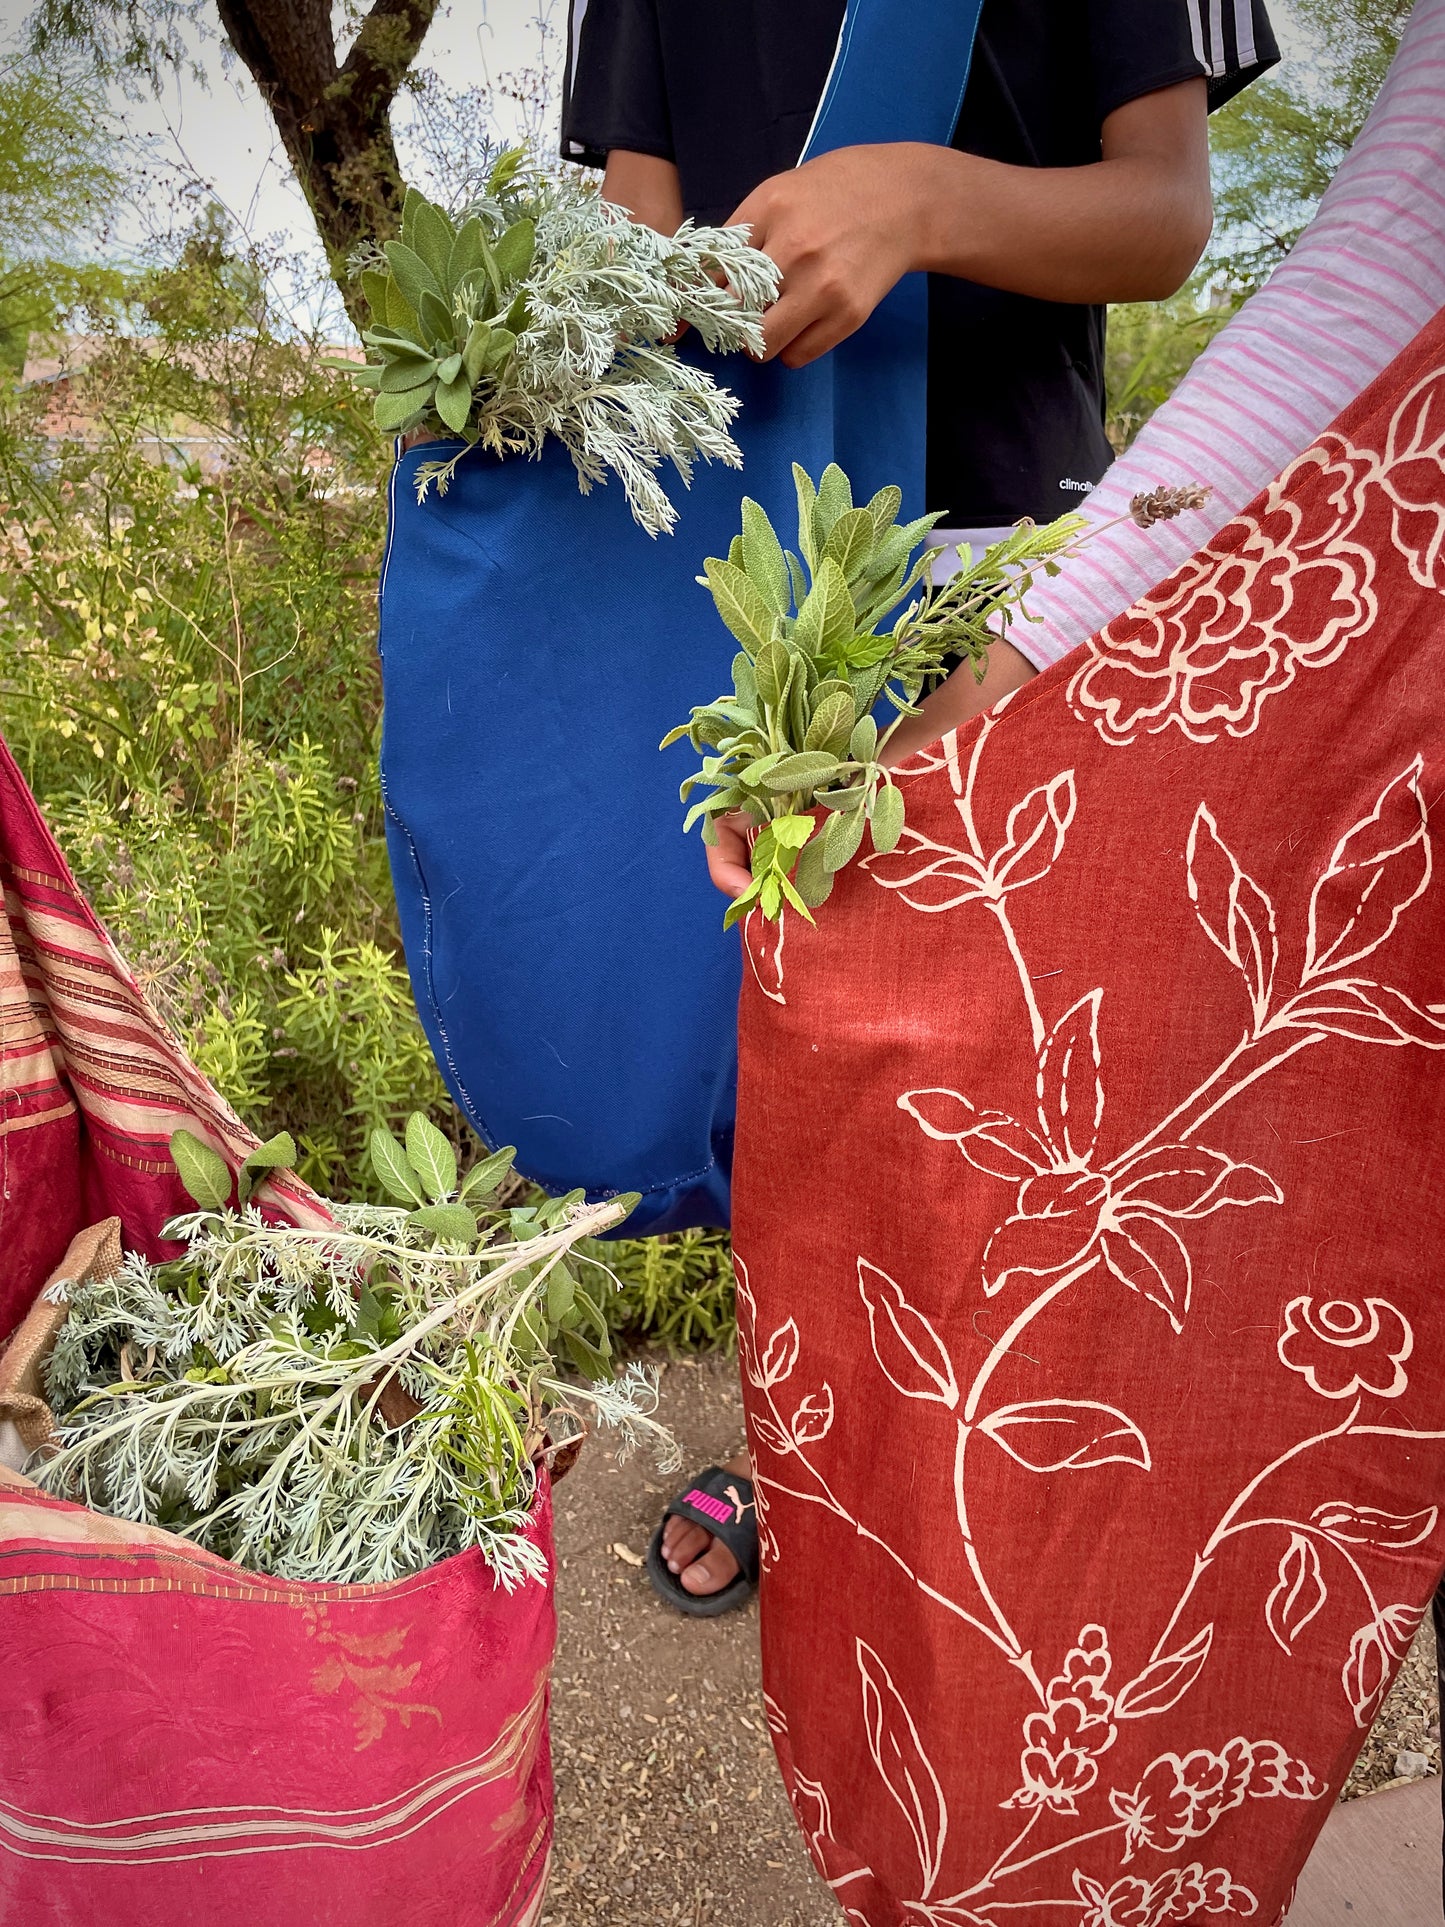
[378,0,983,1233]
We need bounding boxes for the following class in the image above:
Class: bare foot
[661,1451,751,1596]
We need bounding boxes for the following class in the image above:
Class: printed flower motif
[1004,1626,1117,1815]
[1108,1738,1320,1862]
[981,1143,1282,1331]
[1069,441,1377,747]
[901,990,1282,1330]
[1277,1295,1412,1400]
[1073,1863,1258,1926]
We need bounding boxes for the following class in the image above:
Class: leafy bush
[0,215,444,1195]
[2,210,741,1342]
[586,1231,738,1355]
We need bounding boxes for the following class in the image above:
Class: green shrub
[1,212,741,1349]
[586,1230,738,1355]
[0,215,446,1193]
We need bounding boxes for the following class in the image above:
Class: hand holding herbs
[34,1118,673,1588]
[339,149,780,536]
[665,464,1083,926]
[666,470,1211,925]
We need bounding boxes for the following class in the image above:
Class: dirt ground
[539,1355,1440,1927]
[540,1353,834,1927]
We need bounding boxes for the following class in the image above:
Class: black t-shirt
[562,0,1279,526]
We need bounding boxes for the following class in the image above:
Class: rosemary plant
[340,150,780,536]
[36,1118,674,1588]
[666,469,1211,925]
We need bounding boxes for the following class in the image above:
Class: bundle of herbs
[341,149,780,535]
[666,468,1209,923]
[34,1119,672,1588]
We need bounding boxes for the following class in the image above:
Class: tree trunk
[212,0,438,327]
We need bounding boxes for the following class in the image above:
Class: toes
[663,1521,709,1572]
[680,1541,741,1596]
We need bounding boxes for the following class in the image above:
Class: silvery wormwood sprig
[337,148,780,536]
[36,1114,676,1587]
[664,469,1211,926]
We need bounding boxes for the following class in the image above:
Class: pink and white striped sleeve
[1013,0,1445,670]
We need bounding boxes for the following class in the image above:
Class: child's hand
[729,144,935,369]
[705,813,754,900]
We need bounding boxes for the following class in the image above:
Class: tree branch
[340,0,440,114]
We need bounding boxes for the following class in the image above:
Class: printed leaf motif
[1114,1625,1214,1719]
[857,1640,948,1896]
[1036,990,1105,1166]
[1380,365,1445,589]
[977,1400,1151,1474]
[862,830,990,912]
[1343,1604,1424,1727]
[1311,1501,1438,1550]
[791,1387,835,1447]
[745,903,787,1006]
[760,1319,801,1388]
[988,772,1077,892]
[1265,1533,1327,1654]
[1114,1144,1283,1220]
[896,1088,1048,1180]
[1187,804,1278,1024]
[750,1413,791,1456]
[1303,760,1431,983]
[1100,1216,1192,1332]
[857,1260,959,1408]
[1275,979,1445,1048]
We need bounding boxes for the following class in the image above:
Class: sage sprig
[664,463,1087,925]
[339,149,780,535]
[35,1117,674,1588]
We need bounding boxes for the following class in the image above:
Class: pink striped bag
[0,734,555,1925]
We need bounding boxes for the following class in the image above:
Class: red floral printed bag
[733,311,1445,1927]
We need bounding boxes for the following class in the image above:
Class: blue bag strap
[803,0,982,159]
[790,0,986,519]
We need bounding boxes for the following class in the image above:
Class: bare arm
[733,79,1212,367]
[606,89,1213,895]
[601,149,685,233]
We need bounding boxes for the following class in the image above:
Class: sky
[103,2,566,281]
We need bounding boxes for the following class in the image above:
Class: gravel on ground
[540,1355,1439,1924]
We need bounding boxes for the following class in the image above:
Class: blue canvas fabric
[377,0,983,1233]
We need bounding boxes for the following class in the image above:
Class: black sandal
[646,1465,759,1617]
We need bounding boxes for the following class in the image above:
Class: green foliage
[666,462,1085,924]
[0,210,448,1192]
[344,156,781,534]
[1105,282,1241,451]
[1207,0,1410,291]
[588,1230,738,1355]
[0,63,124,369]
[37,1123,664,1586]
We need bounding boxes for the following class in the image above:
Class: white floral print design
[1066,363,1445,745]
[740,687,1445,1921]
